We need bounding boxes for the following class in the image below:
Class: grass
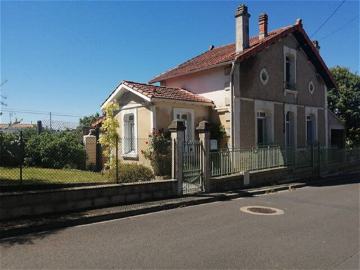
[0,166,113,186]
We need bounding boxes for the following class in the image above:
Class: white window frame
[121,108,138,158]
[308,81,315,94]
[173,108,195,141]
[259,68,269,85]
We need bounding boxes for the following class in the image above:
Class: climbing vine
[99,101,120,166]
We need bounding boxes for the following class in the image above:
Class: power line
[319,16,359,41]
[310,0,346,38]
[0,108,86,118]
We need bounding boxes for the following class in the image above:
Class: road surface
[1,178,359,269]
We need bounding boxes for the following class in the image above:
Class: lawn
[0,166,114,186]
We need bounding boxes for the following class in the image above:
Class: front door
[176,112,189,141]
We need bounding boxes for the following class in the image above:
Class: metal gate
[183,141,203,194]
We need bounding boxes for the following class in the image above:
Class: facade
[99,3,344,159]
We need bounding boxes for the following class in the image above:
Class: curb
[1,173,358,239]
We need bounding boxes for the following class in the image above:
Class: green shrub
[105,162,155,183]
[0,132,21,166]
[24,131,86,169]
[141,128,171,176]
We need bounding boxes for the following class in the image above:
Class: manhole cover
[240,206,284,216]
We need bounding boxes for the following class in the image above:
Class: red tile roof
[149,20,336,88]
[0,124,35,128]
[122,81,213,104]
[91,116,106,127]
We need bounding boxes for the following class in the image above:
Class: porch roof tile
[122,81,213,104]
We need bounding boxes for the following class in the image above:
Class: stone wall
[210,162,359,192]
[0,180,177,221]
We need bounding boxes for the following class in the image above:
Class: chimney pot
[259,13,268,40]
[312,40,320,52]
[234,4,251,53]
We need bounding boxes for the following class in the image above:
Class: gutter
[230,61,235,149]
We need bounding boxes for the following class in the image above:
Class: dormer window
[283,46,297,92]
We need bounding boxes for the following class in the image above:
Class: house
[0,123,35,134]
[99,3,345,161]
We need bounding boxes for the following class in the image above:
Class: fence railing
[210,146,288,177]
[210,145,360,177]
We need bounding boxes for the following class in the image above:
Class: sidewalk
[1,172,359,239]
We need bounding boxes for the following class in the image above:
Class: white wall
[164,65,231,109]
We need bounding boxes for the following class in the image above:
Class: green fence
[210,145,360,177]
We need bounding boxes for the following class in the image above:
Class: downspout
[230,61,235,149]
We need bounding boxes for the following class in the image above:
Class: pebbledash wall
[0,180,177,221]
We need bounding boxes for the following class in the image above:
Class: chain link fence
[0,121,173,192]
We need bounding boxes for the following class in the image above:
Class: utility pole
[50,112,52,131]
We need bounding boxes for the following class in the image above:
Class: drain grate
[240,206,284,216]
[247,207,276,214]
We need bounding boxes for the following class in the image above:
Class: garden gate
[183,140,203,194]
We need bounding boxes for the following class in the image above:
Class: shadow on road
[0,229,64,247]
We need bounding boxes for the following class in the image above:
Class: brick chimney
[312,40,320,52]
[235,4,250,53]
[259,13,268,40]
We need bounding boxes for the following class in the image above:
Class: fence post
[169,120,185,196]
[196,121,212,192]
[95,127,102,172]
[19,131,24,187]
[115,135,119,183]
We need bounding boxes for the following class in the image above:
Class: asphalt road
[1,178,359,269]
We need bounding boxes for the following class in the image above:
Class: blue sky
[1,0,359,124]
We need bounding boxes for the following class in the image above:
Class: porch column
[169,120,186,196]
[196,120,212,192]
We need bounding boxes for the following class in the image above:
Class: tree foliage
[328,66,360,146]
[79,112,102,127]
[24,131,86,169]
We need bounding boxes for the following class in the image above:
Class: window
[285,56,291,83]
[259,68,269,85]
[122,108,137,157]
[257,111,268,145]
[283,46,297,91]
[308,81,315,94]
[306,115,316,144]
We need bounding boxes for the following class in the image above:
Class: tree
[79,112,102,127]
[328,66,360,146]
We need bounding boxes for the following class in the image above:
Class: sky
[1,0,359,125]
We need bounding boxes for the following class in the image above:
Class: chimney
[235,4,250,53]
[259,13,268,40]
[312,40,320,52]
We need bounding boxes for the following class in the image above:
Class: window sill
[284,89,298,97]
[122,152,138,160]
